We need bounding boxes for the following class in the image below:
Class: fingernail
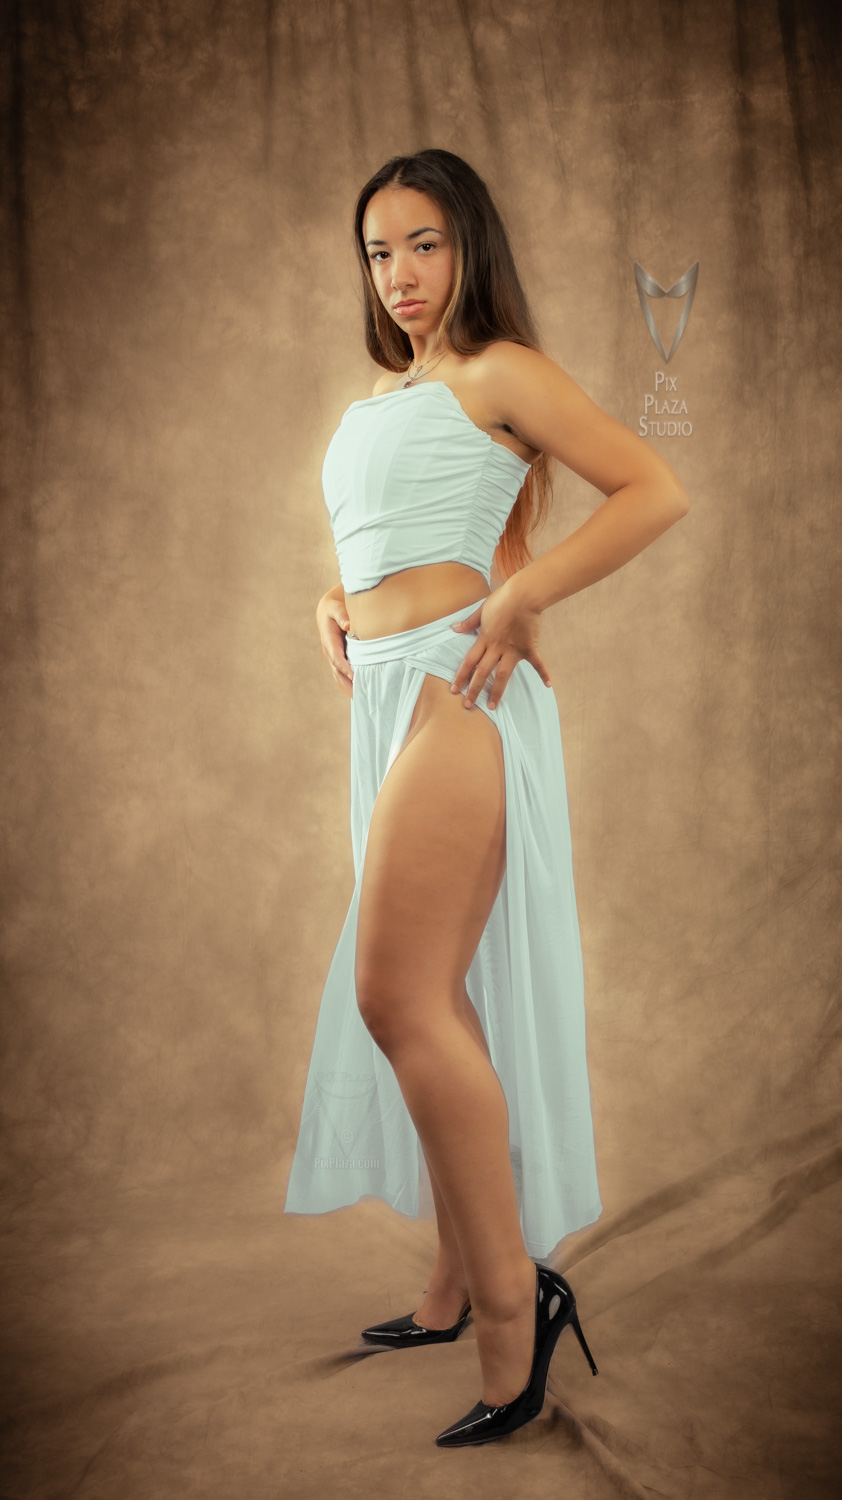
[450,682,458,692]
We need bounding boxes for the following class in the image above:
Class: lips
[395,300,424,310]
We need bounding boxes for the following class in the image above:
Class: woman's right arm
[316,582,354,698]
[321,581,346,608]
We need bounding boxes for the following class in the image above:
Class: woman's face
[362,186,454,338]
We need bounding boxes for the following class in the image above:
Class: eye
[369,241,438,264]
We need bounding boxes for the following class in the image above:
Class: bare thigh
[355,672,506,1042]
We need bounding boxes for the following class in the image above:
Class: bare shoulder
[372,370,399,397]
[467,340,561,446]
[474,340,689,503]
[471,339,570,407]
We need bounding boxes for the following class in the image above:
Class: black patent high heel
[361,1297,472,1348]
[435,1263,598,1447]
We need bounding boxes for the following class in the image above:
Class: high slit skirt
[283,595,602,1258]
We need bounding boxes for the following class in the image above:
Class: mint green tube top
[321,381,533,596]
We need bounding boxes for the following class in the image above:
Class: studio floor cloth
[284,595,602,1258]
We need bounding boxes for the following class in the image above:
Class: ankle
[469,1257,536,1321]
[427,1260,469,1299]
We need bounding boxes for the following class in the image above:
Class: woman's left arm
[450,344,690,708]
[497,342,690,612]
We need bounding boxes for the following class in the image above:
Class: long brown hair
[352,149,552,581]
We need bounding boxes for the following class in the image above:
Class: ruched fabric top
[321,381,533,595]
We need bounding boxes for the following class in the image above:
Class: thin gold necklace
[402,349,448,388]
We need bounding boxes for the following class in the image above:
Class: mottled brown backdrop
[1,0,840,1495]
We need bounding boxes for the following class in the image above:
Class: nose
[391,251,418,291]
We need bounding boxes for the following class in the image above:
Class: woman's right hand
[316,589,354,698]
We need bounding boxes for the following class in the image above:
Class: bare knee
[355,965,400,1052]
[355,965,441,1055]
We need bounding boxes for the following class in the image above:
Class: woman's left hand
[449,580,552,710]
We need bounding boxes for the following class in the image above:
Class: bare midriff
[345,561,491,641]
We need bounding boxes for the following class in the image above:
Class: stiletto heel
[568,1304,599,1375]
[361,1298,471,1348]
[435,1263,598,1447]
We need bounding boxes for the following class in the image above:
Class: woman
[285,149,689,1448]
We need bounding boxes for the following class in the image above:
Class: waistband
[345,596,488,665]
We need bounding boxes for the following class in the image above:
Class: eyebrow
[365,226,442,247]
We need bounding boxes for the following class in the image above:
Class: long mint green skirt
[283,595,602,1257]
